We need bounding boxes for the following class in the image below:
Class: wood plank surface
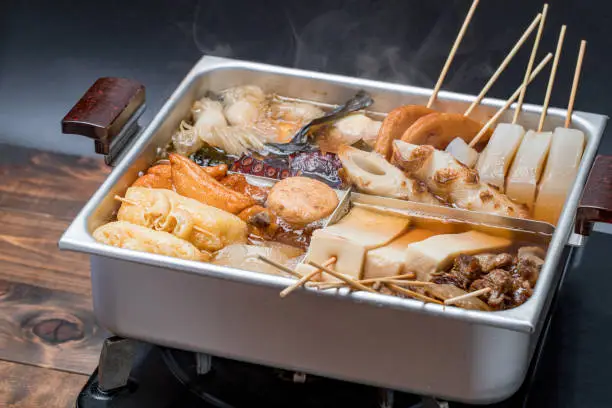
[0,144,109,405]
[0,360,87,408]
[0,209,92,295]
[0,145,109,220]
[0,279,108,374]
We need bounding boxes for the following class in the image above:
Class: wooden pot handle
[575,155,612,235]
[62,77,145,164]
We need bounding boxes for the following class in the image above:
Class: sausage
[169,153,255,214]
[132,164,173,189]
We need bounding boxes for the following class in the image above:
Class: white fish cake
[505,130,552,208]
[477,123,525,192]
[404,231,511,281]
[93,221,207,261]
[533,127,585,224]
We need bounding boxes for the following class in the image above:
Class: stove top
[76,308,552,408]
[76,344,539,408]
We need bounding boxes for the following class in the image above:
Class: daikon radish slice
[446,137,479,167]
[533,127,585,224]
[505,130,552,208]
[306,207,410,281]
[477,123,525,191]
[363,229,437,279]
[404,231,511,281]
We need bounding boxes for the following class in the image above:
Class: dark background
[1,1,611,406]
[0,0,610,156]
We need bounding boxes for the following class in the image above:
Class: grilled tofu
[404,231,511,281]
[306,207,410,281]
[363,229,438,279]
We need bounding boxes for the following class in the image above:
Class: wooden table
[0,144,110,407]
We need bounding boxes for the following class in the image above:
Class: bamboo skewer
[537,25,567,132]
[279,257,337,298]
[307,261,378,294]
[469,53,553,148]
[386,284,444,305]
[314,276,427,290]
[463,13,543,117]
[427,0,481,108]
[444,287,491,306]
[384,279,435,287]
[114,195,138,206]
[565,40,587,128]
[257,255,302,278]
[513,3,549,124]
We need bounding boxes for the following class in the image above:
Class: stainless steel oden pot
[59,56,612,404]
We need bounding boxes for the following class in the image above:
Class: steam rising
[189,0,505,89]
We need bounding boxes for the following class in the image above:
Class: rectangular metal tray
[59,56,607,403]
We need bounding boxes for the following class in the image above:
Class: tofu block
[305,207,410,281]
[446,137,479,167]
[533,127,585,225]
[404,231,511,280]
[306,230,368,281]
[505,130,552,208]
[477,123,525,192]
[323,207,411,248]
[363,229,438,279]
